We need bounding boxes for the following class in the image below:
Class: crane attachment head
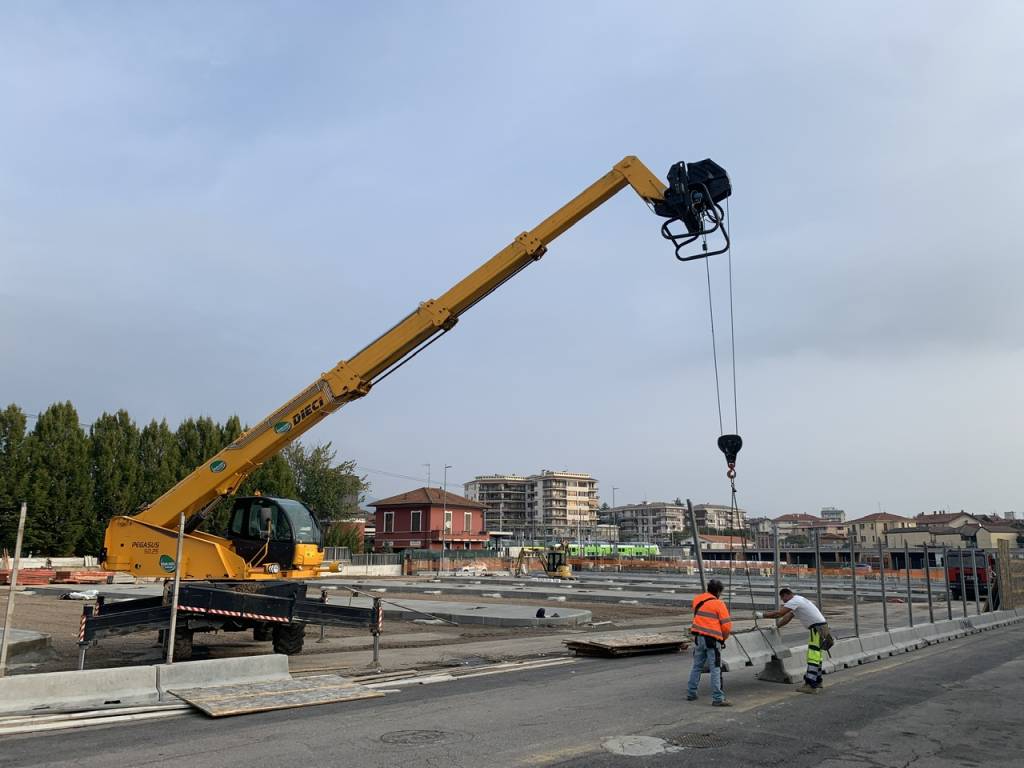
[654,159,731,261]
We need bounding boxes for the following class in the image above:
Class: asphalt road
[3,623,1022,768]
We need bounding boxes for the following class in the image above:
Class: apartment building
[464,470,598,542]
[692,503,747,532]
[820,507,846,523]
[462,475,531,535]
[611,501,687,544]
[846,512,915,546]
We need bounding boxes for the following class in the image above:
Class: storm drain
[672,732,730,749]
[380,730,453,745]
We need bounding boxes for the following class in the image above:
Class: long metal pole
[165,510,186,664]
[849,531,859,637]
[686,499,705,591]
[773,522,781,609]
[814,528,823,611]
[877,537,888,632]
[923,543,934,623]
[0,502,27,677]
[904,541,913,627]
[941,544,952,619]
[972,548,982,616]
[958,549,968,618]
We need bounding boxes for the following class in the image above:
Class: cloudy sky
[2,2,1021,519]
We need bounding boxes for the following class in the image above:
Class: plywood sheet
[169,675,384,717]
[564,632,690,657]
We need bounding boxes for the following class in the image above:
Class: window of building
[444,510,452,532]
[464,512,472,532]
[383,512,394,533]
[410,510,421,531]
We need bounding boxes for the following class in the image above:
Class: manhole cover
[673,733,729,749]
[380,730,453,745]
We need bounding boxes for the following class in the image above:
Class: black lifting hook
[717,434,743,479]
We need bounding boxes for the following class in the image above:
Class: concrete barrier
[886,627,924,653]
[857,631,895,660]
[732,630,777,668]
[756,642,807,684]
[0,666,159,715]
[822,637,863,672]
[156,655,290,698]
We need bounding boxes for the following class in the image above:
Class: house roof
[892,525,961,535]
[775,514,821,523]
[914,512,977,525]
[962,523,1020,534]
[847,513,913,524]
[371,487,485,510]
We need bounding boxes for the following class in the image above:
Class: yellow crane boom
[102,155,730,580]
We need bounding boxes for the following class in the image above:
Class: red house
[371,487,489,552]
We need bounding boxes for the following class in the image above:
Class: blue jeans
[687,634,724,703]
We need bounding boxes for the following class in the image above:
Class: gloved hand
[754,610,765,619]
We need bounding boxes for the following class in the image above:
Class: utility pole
[441,464,451,574]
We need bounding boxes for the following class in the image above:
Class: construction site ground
[2,571,963,676]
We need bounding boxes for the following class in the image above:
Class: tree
[0,404,28,510]
[0,404,29,551]
[22,402,94,555]
[138,419,180,503]
[325,521,364,553]
[174,416,225,481]
[283,441,367,521]
[85,410,142,552]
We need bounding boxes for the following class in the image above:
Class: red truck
[947,550,995,601]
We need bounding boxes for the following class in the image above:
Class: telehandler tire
[253,624,274,642]
[165,627,194,661]
[272,623,305,655]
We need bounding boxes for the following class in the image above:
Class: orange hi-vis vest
[690,592,732,641]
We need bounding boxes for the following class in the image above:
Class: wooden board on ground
[564,632,690,658]
[169,675,384,717]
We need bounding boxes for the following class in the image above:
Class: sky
[1,1,1022,519]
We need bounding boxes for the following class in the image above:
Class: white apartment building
[610,501,687,544]
[465,470,599,542]
[693,503,747,532]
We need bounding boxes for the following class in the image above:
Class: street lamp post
[441,464,452,574]
[612,486,619,542]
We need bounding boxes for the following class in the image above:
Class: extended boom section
[103,155,730,580]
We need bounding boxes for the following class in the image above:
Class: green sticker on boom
[273,421,292,434]
[210,459,227,473]
[159,554,176,573]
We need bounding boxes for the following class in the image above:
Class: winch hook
[717,434,743,480]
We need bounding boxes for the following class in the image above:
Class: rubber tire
[167,628,194,661]
[272,623,305,655]
[253,624,274,642]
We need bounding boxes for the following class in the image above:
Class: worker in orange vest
[686,578,733,707]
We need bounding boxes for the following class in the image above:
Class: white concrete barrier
[732,630,777,668]
[886,627,924,653]
[0,666,159,715]
[156,655,290,697]
[822,637,864,672]
[857,631,895,660]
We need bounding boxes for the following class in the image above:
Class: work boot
[711,700,733,707]
[796,683,821,695]
[686,694,697,701]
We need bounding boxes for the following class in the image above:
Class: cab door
[227,498,297,569]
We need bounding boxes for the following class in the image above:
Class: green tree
[0,404,28,509]
[174,416,225,481]
[0,404,29,551]
[325,520,364,553]
[85,410,142,552]
[283,441,367,521]
[138,419,180,503]
[22,402,94,555]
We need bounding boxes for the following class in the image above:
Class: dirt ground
[1,588,690,674]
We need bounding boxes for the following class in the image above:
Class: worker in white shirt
[761,588,833,694]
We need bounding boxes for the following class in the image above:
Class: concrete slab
[0,628,54,666]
